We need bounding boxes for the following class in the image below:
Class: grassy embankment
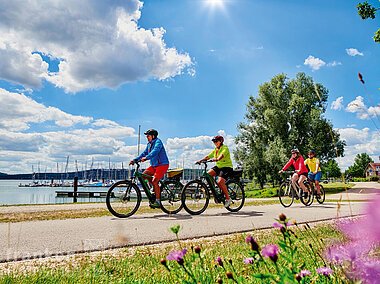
[0,222,345,283]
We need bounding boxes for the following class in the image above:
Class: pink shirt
[282,155,308,174]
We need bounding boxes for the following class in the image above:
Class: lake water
[0,180,109,206]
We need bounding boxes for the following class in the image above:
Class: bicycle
[181,160,245,215]
[278,171,312,207]
[106,161,183,218]
[308,178,325,204]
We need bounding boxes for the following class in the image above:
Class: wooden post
[73,176,78,203]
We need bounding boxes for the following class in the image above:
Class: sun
[204,0,226,10]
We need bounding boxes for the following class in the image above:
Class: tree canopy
[357,1,380,43]
[235,73,345,188]
[346,153,374,177]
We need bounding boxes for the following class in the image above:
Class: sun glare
[205,0,226,10]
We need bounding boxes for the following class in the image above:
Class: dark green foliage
[357,1,380,43]
[346,153,374,177]
[235,73,345,188]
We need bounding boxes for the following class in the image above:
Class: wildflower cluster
[325,195,380,283]
[160,200,380,284]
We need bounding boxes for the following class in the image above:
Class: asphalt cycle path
[1,182,379,262]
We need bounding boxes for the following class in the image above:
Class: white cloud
[0,0,193,93]
[304,55,326,71]
[346,96,370,119]
[346,48,364,57]
[0,88,92,131]
[336,127,380,170]
[327,61,342,67]
[331,96,344,110]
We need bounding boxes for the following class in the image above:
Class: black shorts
[211,166,233,180]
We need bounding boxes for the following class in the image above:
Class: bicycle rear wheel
[316,184,325,204]
[300,183,313,206]
[106,180,141,218]
[181,180,210,215]
[278,182,294,207]
[225,180,245,212]
[160,180,183,214]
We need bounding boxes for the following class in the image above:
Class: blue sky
[0,0,379,174]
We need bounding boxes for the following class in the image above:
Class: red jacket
[282,155,308,174]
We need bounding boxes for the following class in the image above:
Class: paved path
[0,182,378,262]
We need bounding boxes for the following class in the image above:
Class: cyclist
[304,149,322,197]
[129,129,169,208]
[197,135,233,208]
[278,148,309,197]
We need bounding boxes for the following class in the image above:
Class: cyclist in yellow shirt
[197,135,232,208]
[304,150,322,196]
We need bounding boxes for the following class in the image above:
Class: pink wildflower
[243,257,254,264]
[167,248,187,265]
[261,244,279,262]
[316,267,333,276]
[299,270,311,277]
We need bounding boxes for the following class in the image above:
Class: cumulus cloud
[346,48,364,56]
[346,96,370,119]
[331,96,344,110]
[0,88,92,131]
[0,0,193,93]
[336,127,380,170]
[304,55,326,71]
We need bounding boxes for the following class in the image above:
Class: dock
[55,191,108,198]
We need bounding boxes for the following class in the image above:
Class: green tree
[235,73,345,188]
[346,153,374,177]
[357,1,380,42]
[322,159,342,178]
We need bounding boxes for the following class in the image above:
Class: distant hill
[0,172,8,177]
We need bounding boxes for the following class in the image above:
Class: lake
[0,180,109,206]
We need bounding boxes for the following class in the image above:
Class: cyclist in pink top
[279,148,310,197]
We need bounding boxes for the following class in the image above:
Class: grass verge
[0,221,345,283]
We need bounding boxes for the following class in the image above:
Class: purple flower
[299,270,311,277]
[216,256,224,267]
[243,257,254,264]
[316,267,333,276]
[245,234,259,251]
[352,258,380,284]
[326,241,371,264]
[338,195,380,244]
[167,248,187,265]
[261,244,279,262]
[273,222,284,229]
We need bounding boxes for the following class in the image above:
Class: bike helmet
[308,149,316,155]
[211,135,224,143]
[291,148,299,154]
[144,129,158,138]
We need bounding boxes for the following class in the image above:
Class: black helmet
[211,135,224,143]
[308,149,316,155]
[291,148,299,154]
[144,129,158,137]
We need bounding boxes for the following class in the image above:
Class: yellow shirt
[208,144,233,168]
[304,157,321,173]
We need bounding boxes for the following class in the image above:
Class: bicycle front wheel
[278,182,294,207]
[316,184,325,204]
[106,180,141,218]
[160,180,184,214]
[181,180,210,215]
[300,183,313,206]
[225,180,245,212]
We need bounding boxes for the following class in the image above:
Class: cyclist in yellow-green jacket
[197,135,233,208]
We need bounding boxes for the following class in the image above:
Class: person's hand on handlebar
[129,160,135,166]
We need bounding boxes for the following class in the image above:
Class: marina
[0,180,109,206]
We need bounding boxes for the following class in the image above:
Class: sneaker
[224,199,232,208]
[149,200,161,209]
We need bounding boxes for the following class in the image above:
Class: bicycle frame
[283,172,308,198]
[131,162,156,203]
[197,161,227,202]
